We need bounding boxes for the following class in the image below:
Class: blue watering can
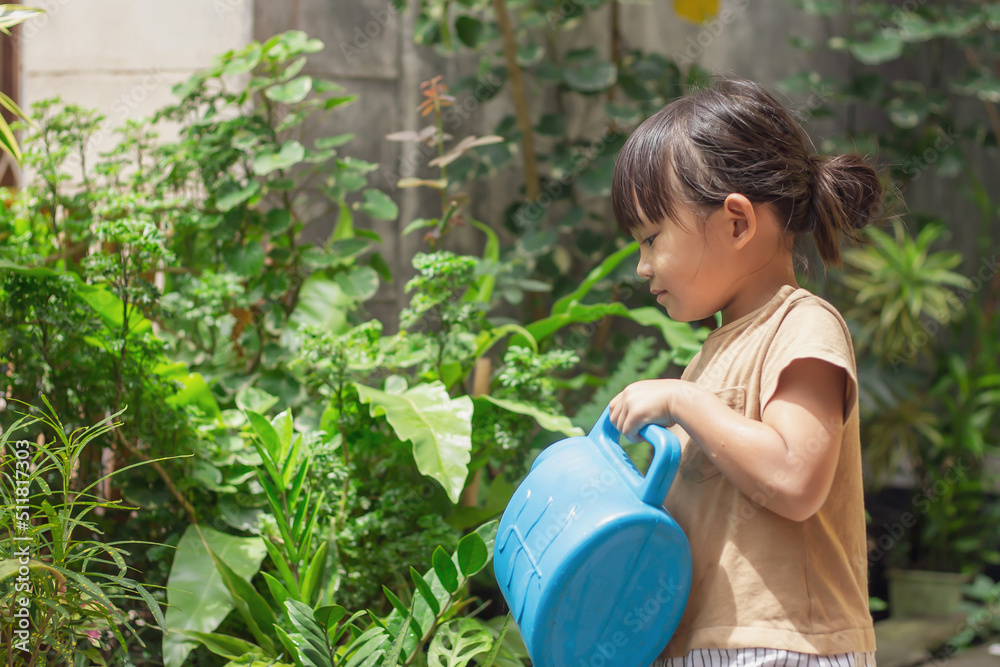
[493,406,692,667]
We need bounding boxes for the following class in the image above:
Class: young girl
[608,79,882,666]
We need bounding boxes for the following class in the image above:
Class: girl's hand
[609,379,706,442]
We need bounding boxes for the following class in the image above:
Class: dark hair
[611,78,884,265]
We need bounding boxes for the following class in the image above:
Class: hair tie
[806,155,824,186]
[801,156,824,233]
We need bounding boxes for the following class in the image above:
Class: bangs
[611,107,685,236]
[611,94,728,236]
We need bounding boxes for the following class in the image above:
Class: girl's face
[631,204,737,323]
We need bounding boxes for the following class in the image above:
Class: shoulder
[761,288,859,415]
[774,288,852,345]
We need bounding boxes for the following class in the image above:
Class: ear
[722,193,756,250]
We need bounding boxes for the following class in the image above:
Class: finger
[621,415,639,443]
[613,407,627,435]
[609,398,621,427]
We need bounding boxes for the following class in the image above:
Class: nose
[636,253,653,280]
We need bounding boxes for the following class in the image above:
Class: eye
[642,234,657,247]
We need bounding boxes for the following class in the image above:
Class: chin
[664,302,713,324]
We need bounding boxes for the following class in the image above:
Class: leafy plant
[0,5,43,164]
[166,493,509,667]
[0,398,165,665]
[840,218,972,369]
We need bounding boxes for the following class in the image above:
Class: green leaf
[262,572,290,609]
[356,189,398,221]
[164,371,222,421]
[246,411,282,462]
[174,630,259,660]
[336,266,380,302]
[0,5,44,32]
[480,614,512,667]
[265,76,314,104]
[432,546,460,594]
[315,133,355,149]
[163,526,267,667]
[223,241,266,276]
[456,532,488,577]
[536,113,567,137]
[522,301,704,364]
[455,15,486,48]
[222,43,262,75]
[333,199,355,240]
[427,619,493,667]
[263,539,300,598]
[299,541,329,605]
[516,43,545,67]
[285,600,332,667]
[254,140,306,176]
[552,243,637,314]
[564,60,617,93]
[410,566,441,616]
[402,218,439,235]
[216,180,262,212]
[474,395,583,437]
[208,549,277,652]
[236,387,280,415]
[289,273,354,334]
[355,382,473,503]
[845,32,903,66]
[264,208,293,234]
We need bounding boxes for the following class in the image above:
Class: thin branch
[493,0,540,201]
[113,429,198,525]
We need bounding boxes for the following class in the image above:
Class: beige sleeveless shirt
[660,285,875,657]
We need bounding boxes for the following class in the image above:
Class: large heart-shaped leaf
[163,526,267,667]
[356,381,473,502]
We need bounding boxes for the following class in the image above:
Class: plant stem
[402,584,462,667]
[492,0,540,201]
[113,429,198,524]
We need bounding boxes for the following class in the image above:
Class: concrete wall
[19,0,254,167]
[253,0,845,326]
[21,1,989,321]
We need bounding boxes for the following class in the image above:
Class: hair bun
[805,153,884,261]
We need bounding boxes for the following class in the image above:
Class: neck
[719,256,799,327]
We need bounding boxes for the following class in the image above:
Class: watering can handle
[591,405,683,506]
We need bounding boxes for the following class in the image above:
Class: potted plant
[835,218,1000,618]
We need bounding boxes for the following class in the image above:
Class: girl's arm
[609,357,846,522]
